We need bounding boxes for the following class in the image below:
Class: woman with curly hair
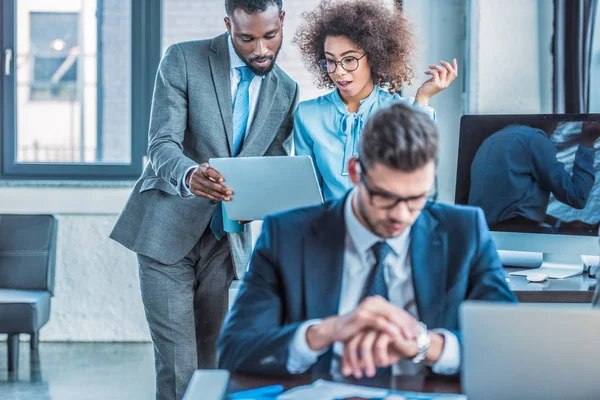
[293,0,457,201]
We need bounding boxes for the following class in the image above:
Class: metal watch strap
[411,321,431,364]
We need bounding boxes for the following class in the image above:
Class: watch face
[589,263,599,278]
[411,322,431,363]
[415,322,429,344]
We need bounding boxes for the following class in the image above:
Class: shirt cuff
[286,319,327,374]
[409,98,437,122]
[576,143,596,161]
[181,165,198,197]
[429,329,460,375]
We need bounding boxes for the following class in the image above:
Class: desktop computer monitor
[455,114,600,278]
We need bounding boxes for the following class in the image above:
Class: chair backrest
[0,214,57,294]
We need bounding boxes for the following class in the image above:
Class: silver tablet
[208,156,324,221]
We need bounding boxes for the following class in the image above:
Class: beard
[233,41,282,76]
[355,194,410,239]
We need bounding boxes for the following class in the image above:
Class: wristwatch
[411,321,431,364]
[586,262,599,279]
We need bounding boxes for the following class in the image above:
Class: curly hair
[294,0,416,94]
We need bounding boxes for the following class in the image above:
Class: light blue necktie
[210,66,255,240]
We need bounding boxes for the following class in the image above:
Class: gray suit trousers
[138,227,234,400]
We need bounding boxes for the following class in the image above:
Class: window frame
[0,0,162,180]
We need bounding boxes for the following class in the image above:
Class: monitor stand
[509,253,584,279]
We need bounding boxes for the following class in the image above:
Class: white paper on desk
[277,379,466,400]
[277,380,387,400]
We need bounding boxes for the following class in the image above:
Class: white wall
[466,0,553,114]
[403,0,466,203]
[162,0,328,101]
[590,2,600,112]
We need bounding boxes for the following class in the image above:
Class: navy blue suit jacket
[218,196,517,376]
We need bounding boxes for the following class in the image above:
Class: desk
[506,268,597,303]
[227,373,462,395]
[230,271,598,306]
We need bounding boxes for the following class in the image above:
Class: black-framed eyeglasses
[358,160,438,212]
[319,53,367,74]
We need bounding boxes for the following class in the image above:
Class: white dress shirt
[287,190,460,375]
[182,35,264,194]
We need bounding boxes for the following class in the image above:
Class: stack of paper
[277,379,466,400]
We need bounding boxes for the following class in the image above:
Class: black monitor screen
[456,114,600,236]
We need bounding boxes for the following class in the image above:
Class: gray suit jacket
[110,33,299,278]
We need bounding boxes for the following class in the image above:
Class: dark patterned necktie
[361,241,392,300]
[358,241,393,378]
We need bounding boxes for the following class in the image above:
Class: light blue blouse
[293,87,436,201]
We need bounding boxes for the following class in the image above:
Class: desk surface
[506,268,597,303]
[231,270,598,304]
[227,373,462,395]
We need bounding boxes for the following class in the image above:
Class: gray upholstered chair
[0,214,57,372]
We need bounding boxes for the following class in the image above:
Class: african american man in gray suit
[110,1,298,398]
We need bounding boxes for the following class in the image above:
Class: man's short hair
[358,103,438,172]
[225,0,283,17]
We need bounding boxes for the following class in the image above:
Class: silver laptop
[209,156,323,221]
[460,301,600,400]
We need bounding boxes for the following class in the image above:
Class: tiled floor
[0,342,155,400]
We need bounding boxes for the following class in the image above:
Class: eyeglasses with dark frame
[358,160,438,211]
[319,53,367,74]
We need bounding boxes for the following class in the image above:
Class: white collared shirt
[287,190,460,375]
[182,35,265,194]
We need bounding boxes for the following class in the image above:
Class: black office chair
[0,214,57,373]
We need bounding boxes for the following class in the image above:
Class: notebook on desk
[278,379,465,400]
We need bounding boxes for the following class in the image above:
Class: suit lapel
[303,197,347,373]
[410,207,446,328]
[238,72,279,157]
[208,34,234,155]
[304,198,346,319]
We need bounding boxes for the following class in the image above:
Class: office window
[0,0,160,179]
[29,12,79,102]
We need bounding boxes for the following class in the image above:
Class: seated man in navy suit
[218,103,517,378]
